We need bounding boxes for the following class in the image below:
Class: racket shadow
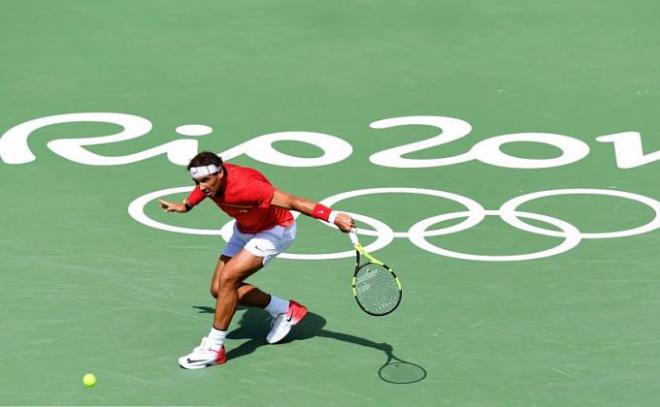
[193,305,426,383]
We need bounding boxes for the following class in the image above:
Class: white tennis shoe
[178,337,227,369]
[266,300,309,344]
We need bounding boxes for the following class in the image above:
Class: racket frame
[350,235,402,316]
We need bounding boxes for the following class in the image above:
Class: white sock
[207,327,227,348]
[265,295,290,317]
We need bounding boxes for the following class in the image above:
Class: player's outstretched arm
[159,199,191,213]
[272,190,354,232]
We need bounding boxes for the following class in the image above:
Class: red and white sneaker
[266,300,308,344]
[178,337,227,369]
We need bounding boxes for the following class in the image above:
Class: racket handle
[349,228,359,245]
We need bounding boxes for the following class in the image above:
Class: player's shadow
[192,305,390,359]
[193,305,427,383]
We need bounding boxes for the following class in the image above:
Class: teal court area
[1,1,659,406]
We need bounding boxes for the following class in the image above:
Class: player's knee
[210,285,219,298]
[218,270,242,290]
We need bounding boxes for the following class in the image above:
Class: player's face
[194,171,223,196]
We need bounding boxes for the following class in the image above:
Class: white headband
[190,164,221,180]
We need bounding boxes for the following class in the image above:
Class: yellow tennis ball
[82,373,96,388]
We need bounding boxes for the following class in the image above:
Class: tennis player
[159,151,354,369]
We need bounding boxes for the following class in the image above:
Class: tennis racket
[348,229,402,316]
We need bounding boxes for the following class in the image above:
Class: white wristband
[328,211,339,224]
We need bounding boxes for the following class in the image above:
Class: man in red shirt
[159,151,354,369]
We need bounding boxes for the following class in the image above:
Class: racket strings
[355,264,400,314]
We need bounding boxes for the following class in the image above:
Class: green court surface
[2,1,660,406]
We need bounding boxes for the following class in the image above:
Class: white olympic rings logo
[128,187,660,262]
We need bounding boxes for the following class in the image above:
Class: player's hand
[159,199,187,213]
[334,212,355,232]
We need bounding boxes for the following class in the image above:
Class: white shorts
[222,222,297,266]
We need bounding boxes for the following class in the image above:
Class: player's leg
[211,225,272,307]
[178,223,302,369]
[241,223,308,344]
[209,252,302,342]
[211,255,270,308]
[210,255,231,299]
[212,248,265,330]
[178,250,263,370]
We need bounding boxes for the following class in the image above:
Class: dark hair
[187,151,224,171]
